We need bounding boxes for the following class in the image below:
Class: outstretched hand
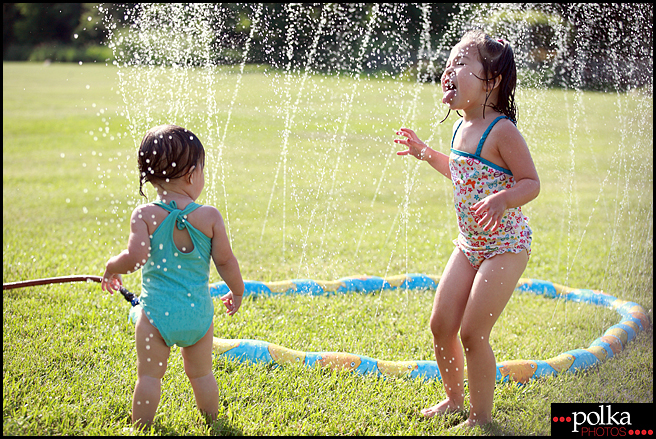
[394,128,428,160]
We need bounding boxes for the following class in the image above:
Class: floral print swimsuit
[449,115,532,270]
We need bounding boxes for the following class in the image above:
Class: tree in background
[3,3,129,62]
[4,3,651,91]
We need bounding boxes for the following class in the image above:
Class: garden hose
[3,275,140,306]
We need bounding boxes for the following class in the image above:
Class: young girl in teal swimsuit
[395,30,540,428]
[102,124,245,428]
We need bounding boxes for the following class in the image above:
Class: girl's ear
[494,74,502,90]
[486,74,502,92]
[187,165,196,185]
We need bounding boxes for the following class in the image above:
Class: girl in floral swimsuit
[395,30,540,429]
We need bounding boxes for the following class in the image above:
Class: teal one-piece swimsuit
[139,200,214,347]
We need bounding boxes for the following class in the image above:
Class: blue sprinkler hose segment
[125,274,650,384]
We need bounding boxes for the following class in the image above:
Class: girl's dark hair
[138,124,205,198]
[467,30,517,122]
[441,30,518,123]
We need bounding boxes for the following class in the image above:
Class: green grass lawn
[3,62,653,435]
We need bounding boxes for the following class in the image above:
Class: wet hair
[137,124,205,198]
[441,30,518,123]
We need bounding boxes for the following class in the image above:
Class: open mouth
[443,77,456,92]
[442,77,457,103]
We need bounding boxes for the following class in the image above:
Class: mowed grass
[3,62,653,435]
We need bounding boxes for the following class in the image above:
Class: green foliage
[3,62,653,435]
[26,43,113,63]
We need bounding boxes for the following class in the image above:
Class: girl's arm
[209,207,245,316]
[472,125,540,231]
[395,128,451,179]
[102,207,151,293]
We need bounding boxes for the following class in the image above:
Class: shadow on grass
[208,417,243,436]
[447,419,529,436]
[128,414,243,436]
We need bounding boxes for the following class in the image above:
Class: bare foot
[420,398,464,418]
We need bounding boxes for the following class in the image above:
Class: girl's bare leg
[460,250,528,426]
[180,323,218,423]
[132,310,171,428]
[422,248,476,417]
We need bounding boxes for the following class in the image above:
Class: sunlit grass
[3,62,652,435]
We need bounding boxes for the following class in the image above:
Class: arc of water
[259,3,314,257]
[354,4,437,279]
[293,4,342,276]
[317,3,382,262]
[208,3,264,245]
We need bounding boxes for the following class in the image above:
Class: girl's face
[441,40,486,111]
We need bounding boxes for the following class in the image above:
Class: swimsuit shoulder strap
[152,200,202,230]
[152,200,201,213]
[451,118,465,149]
[475,115,508,156]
